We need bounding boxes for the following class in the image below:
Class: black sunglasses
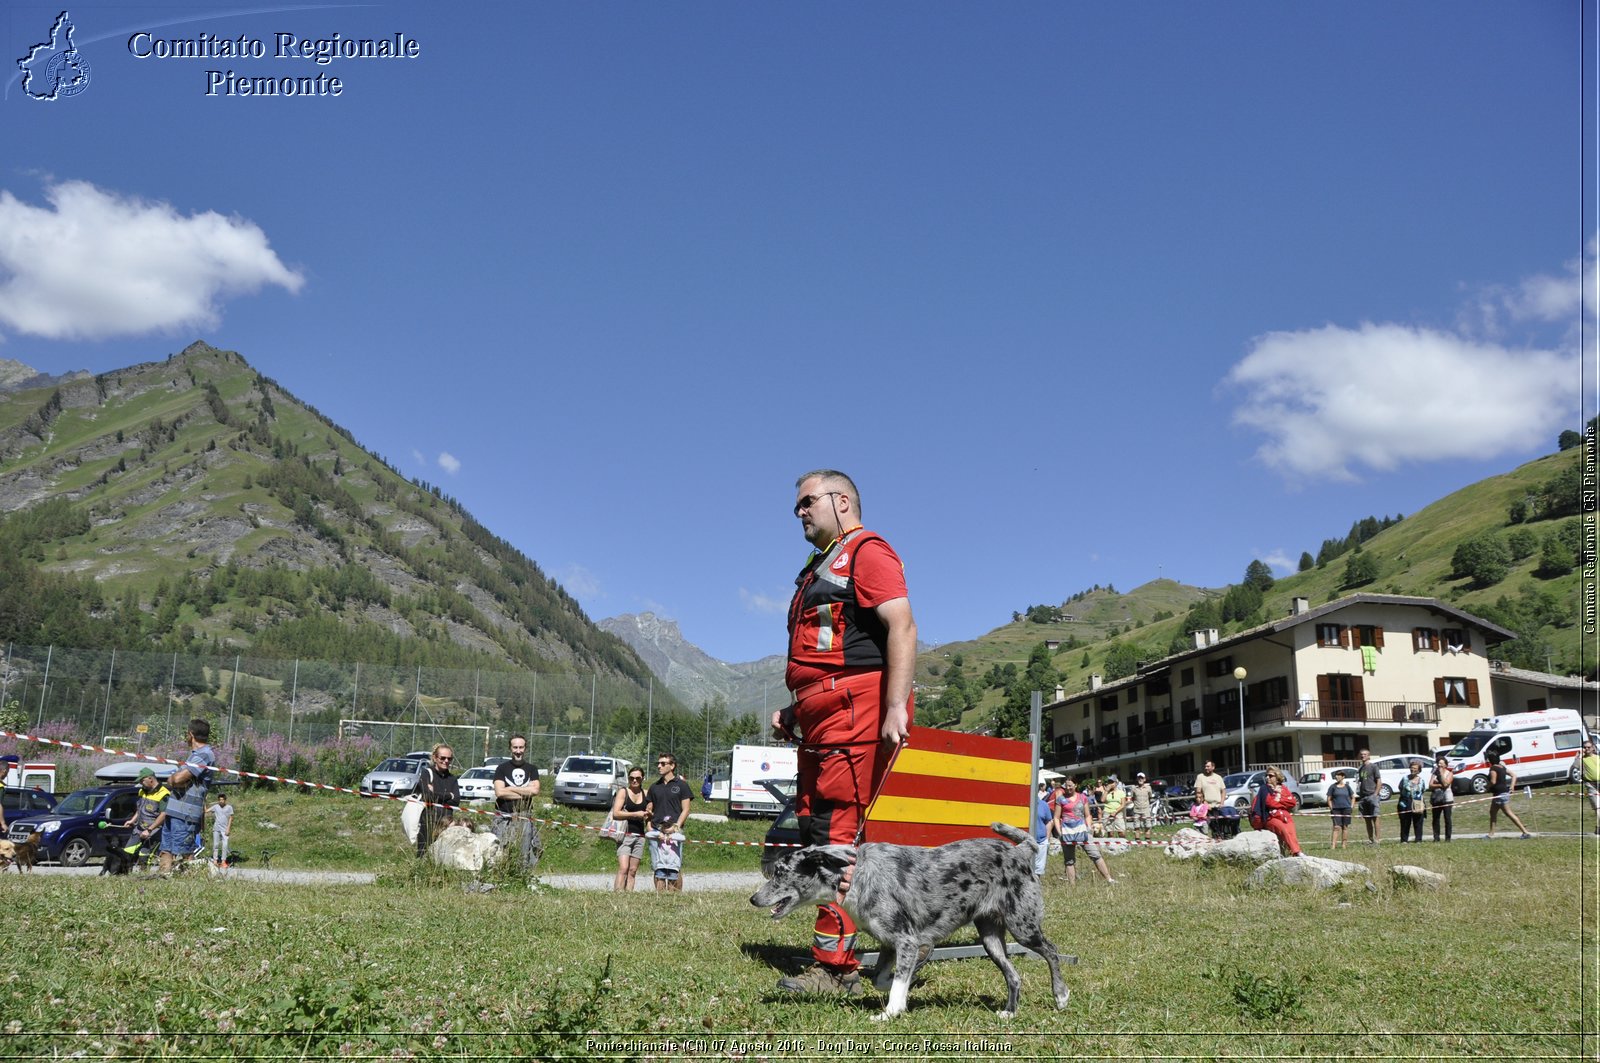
[793,491,841,517]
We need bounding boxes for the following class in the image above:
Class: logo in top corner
[831,551,850,571]
[18,11,91,101]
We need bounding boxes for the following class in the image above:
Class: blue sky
[1,2,1591,665]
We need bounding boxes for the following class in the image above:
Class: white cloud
[1261,550,1298,574]
[740,588,788,615]
[437,452,461,475]
[0,180,303,340]
[557,564,602,599]
[1460,241,1595,348]
[1229,322,1573,482]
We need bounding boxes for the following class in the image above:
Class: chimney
[1193,628,1219,649]
[1291,596,1310,616]
[1054,684,1065,702]
[1089,674,1103,691]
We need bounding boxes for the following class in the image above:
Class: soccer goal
[340,719,490,761]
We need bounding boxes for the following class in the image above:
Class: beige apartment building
[1043,593,1591,782]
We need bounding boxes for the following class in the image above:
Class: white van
[727,744,798,818]
[1443,709,1589,794]
[552,754,632,809]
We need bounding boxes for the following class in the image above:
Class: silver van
[552,754,632,809]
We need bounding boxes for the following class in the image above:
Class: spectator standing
[1581,739,1600,836]
[646,753,693,892]
[491,736,541,870]
[1396,760,1427,843]
[1032,781,1055,877]
[1356,748,1382,844]
[1053,778,1115,885]
[160,719,216,878]
[1102,775,1128,839]
[1327,770,1354,849]
[414,745,461,858]
[1428,755,1455,842]
[1195,761,1227,812]
[1485,752,1531,839]
[610,768,649,890]
[209,792,234,867]
[1127,772,1155,843]
[122,767,169,869]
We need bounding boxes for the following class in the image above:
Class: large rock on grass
[1164,827,1212,859]
[429,824,504,871]
[1195,829,1283,867]
[1391,864,1447,891]
[1244,855,1373,890]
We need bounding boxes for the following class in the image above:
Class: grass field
[3,787,1595,1061]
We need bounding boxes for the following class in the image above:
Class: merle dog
[751,822,1070,1020]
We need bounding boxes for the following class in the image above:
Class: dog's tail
[991,821,1036,849]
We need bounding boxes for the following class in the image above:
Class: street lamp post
[1233,666,1248,772]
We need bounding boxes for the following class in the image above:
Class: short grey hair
[796,469,860,514]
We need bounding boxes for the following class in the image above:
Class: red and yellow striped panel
[864,726,1033,847]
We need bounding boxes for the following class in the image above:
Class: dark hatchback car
[7,785,138,866]
[2,786,58,822]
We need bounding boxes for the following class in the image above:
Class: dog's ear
[808,845,858,872]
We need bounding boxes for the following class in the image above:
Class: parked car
[2,786,58,821]
[1221,771,1301,811]
[552,754,632,809]
[1295,768,1354,807]
[6,785,138,866]
[457,766,497,803]
[359,757,426,798]
[1153,778,1195,814]
[759,779,801,878]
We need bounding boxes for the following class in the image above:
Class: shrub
[1451,534,1511,587]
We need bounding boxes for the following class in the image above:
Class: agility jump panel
[864,725,1032,847]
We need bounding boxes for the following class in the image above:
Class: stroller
[1208,804,1242,840]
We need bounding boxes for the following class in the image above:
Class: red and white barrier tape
[0,729,800,851]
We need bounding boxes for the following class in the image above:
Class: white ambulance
[727,744,798,818]
[1443,709,1589,794]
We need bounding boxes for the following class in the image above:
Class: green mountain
[919,442,1590,734]
[0,341,661,693]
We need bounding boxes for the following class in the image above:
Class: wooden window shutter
[1412,628,1422,652]
[1350,675,1365,705]
[1317,674,1332,705]
[1433,678,1446,705]
[1340,626,1351,649]
[1373,627,1384,649]
[1466,678,1480,707]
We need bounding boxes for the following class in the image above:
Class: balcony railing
[1052,701,1442,770]
[1258,700,1440,726]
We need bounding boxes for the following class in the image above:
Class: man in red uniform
[772,469,916,997]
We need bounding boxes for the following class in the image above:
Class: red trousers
[790,670,913,971]
[1261,812,1302,856]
